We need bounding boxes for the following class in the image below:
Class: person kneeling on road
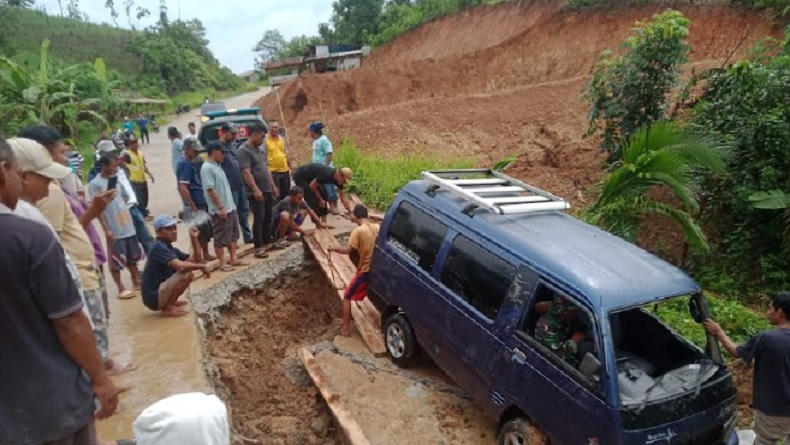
[328,204,380,337]
[271,186,327,247]
[141,215,210,318]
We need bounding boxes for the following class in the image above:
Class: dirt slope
[259,2,778,204]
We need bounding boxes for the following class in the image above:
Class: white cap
[8,138,71,179]
[133,393,230,445]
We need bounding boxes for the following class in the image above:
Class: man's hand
[105,231,114,245]
[93,377,119,419]
[91,190,116,212]
[190,203,199,212]
[318,221,329,229]
[189,226,200,238]
[149,175,156,184]
[253,189,264,202]
[201,264,211,279]
[219,208,228,220]
[318,199,327,209]
[272,186,279,199]
[303,229,316,237]
[703,319,723,337]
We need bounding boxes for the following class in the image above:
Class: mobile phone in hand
[107,175,118,191]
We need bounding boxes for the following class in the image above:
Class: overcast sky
[35,0,333,73]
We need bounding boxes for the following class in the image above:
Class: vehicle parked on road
[368,169,739,445]
[199,101,227,123]
[198,107,268,147]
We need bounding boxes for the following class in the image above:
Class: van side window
[440,235,515,320]
[387,202,448,273]
[519,284,601,390]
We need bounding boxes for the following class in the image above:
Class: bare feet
[105,360,138,376]
[161,307,188,318]
[339,326,351,337]
[203,254,217,261]
[173,300,189,307]
[229,260,249,267]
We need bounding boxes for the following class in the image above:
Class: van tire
[383,313,419,368]
[497,418,547,445]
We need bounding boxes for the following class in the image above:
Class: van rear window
[387,201,448,273]
[440,235,515,320]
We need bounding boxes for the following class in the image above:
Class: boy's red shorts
[344,271,369,301]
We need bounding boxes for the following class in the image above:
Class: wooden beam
[298,349,372,445]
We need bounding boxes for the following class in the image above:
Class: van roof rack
[422,169,570,216]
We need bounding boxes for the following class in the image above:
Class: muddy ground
[203,261,345,445]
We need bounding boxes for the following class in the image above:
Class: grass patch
[334,139,474,210]
[655,295,769,347]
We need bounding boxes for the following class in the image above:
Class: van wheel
[384,313,419,368]
[498,418,547,445]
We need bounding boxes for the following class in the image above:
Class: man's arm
[325,152,333,167]
[329,244,354,255]
[242,168,263,200]
[338,189,352,214]
[703,319,741,358]
[206,188,227,219]
[309,179,326,208]
[187,228,203,264]
[306,208,326,228]
[144,159,155,182]
[98,213,113,243]
[178,183,196,210]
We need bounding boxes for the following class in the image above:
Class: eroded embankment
[193,248,345,445]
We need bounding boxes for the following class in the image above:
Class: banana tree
[583,121,730,252]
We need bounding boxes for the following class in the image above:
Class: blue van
[368,170,739,445]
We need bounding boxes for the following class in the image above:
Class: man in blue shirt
[219,122,252,244]
[136,114,150,145]
[177,138,215,261]
[141,215,209,317]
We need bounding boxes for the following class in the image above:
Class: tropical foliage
[583,122,729,252]
[584,10,690,160]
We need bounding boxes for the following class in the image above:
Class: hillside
[259,2,780,204]
[11,8,141,75]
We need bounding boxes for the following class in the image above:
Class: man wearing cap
[293,163,353,225]
[201,141,246,272]
[168,127,184,176]
[141,215,209,317]
[219,122,252,244]
[0,136,119,445]
[238,123,278,258]
[177,137,215,261]
[22,127,136,375]
[90,153,143,300]
[124,136,155,219]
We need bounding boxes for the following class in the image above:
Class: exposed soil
[204,263,345,445]
[730,362,755,428]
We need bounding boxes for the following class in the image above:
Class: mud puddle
[203,260,344,445]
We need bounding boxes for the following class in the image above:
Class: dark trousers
[248,192,274,249]
[42,421,95,445]
[139,128,150,144]
[272,171,291,201]
[130,205,154,255]
[131,181,149,217]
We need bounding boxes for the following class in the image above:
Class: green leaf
[493,154,516,172]
[748,190,790,209]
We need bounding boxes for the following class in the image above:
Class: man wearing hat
[141,215,209,317]
[177,137,215,261]
[292,163,354,226]
[219,122,252,244]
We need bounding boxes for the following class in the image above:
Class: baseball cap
[96,140,118,153]
[220,123,239,134]
[339,167,353,183]
[153,214,179,230]
[8,138,71,179]
[183,137,204,152]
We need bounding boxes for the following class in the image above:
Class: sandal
[118,290,135,300]
[229,260,249,267]
[219,265,235,272]
[254,249,269,259]
[272,240,289,250]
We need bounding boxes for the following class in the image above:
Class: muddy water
[96,88,271,440]
[203,261,343,445]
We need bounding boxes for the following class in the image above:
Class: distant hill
[11,8,142,76]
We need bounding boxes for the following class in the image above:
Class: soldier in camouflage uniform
[535,295,583,366]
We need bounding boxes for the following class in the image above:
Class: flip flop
[118,290,135,300]
[220,265,235,272]
[254,250,269,259]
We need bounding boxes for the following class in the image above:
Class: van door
[433,233,517,410]
[373,200,451,361]
[494,282,610,445]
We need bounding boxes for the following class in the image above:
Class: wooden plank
[298,349,372,445]
[304,229,387,356]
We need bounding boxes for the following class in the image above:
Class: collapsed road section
[191,243,491,445]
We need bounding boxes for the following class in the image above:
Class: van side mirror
[580,353,602,382]
[688,298,703,323]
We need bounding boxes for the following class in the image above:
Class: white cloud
[34,0,333,73]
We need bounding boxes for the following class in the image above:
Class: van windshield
[608,296,719,406]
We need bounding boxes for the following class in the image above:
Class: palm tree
[583,121,729,252]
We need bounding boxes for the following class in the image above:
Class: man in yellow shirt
[265,120,291,201]
[124,137,155,219]
[328,204,380,337]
